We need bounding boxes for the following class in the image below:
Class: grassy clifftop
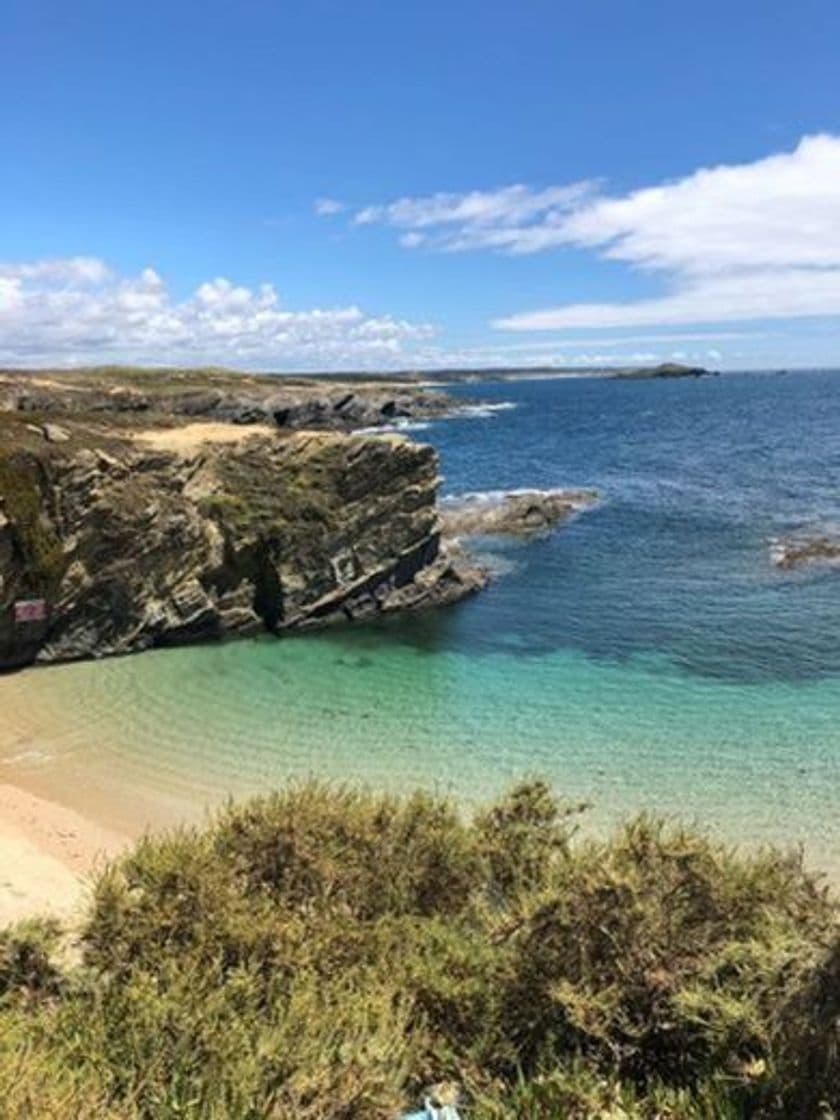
[0,781,836,1118]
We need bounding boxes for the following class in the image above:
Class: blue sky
[3,0,840,370]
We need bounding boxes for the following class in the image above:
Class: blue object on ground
[401,1103,462,1119]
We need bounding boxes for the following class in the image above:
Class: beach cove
[3,370,840,915]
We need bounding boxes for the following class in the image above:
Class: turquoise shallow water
[3,370,840,869]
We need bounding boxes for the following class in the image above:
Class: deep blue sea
[4,370,840,869]
[432,370,840,683]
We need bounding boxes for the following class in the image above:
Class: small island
[609,360,717,380]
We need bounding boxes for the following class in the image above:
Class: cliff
[0,409,484,669]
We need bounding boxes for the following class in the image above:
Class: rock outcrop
[440,488,598,538]
[0,367,455,432]
[772,535,840,571]
[0,414,485,669]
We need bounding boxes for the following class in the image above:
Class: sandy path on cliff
[0,784,128,926]
[131,421,276,453]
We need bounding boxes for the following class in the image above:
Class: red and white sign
[13,599,47,624]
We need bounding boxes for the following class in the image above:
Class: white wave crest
[354,419,432,435]
[441,487,597,512]
[449,401,517,419]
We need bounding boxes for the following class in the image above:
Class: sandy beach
[0,781,128,926]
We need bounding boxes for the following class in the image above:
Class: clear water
[3,371,840,867]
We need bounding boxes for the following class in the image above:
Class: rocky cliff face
[0,415,484,669]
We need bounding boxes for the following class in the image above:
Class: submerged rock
[773,535,840,571]
[440,488,598,538]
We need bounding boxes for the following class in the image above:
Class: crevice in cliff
[205,531,285,634]
[251,541,284,631]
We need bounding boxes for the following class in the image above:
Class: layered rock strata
[0,416,485,668]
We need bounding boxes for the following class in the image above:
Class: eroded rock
[440,488,598,538]
[773,535,840,571]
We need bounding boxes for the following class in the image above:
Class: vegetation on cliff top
[0,450,66,597]
[0,780,837,1118]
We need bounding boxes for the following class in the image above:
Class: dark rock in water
[440,488,598,538]
[773,535,840,571]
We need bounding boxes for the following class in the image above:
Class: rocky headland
[393,360,716,382]
[0,414,485,669]
[0,367,600,670]
[609,361,716,380]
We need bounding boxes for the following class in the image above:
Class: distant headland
[340,360,719,384]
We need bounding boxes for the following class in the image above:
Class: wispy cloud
[0,258,432,369]
[458,330,773,353]
[351,182,597,251]
[350,135,840,329]
[313,197,345,216]
[496,268,840,330]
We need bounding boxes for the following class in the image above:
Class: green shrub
[0,780,835,1118]
[0,919,64,1003]
[0,453,66,596]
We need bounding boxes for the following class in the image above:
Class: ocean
[4,369,840,868]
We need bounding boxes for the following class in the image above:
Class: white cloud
[0,257,111,290]
[557,134,840,274]
[352,135,840,329]
[399,232,426,249]
[0,258,433,369]
[352,182,597,250]
[313,197,345,216]
[496,268,840,330]
[441,330,770,354]
[498,134,840,329]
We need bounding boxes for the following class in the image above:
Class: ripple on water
[3,630,840,873]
